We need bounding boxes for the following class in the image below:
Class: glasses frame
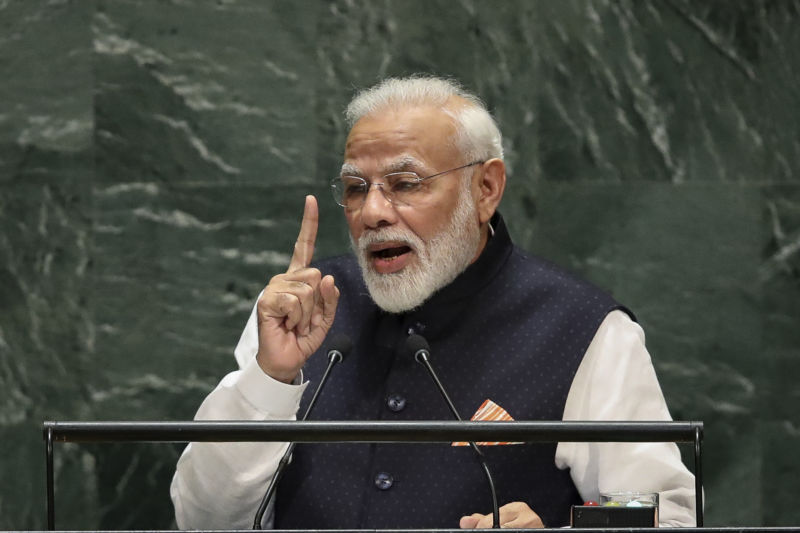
[331,160,485,210]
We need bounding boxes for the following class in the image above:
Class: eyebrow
[339,156,424,178]
[384,156,423,174]
[340,162,362,176]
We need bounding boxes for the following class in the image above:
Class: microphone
[405,334,501,529]
[252,333,352,529]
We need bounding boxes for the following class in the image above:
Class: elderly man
[171,76,696,529]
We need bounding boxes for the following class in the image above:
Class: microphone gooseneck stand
[252,334,352,529]
[405,334,501,529]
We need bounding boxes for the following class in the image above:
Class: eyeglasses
[331,160,484,210]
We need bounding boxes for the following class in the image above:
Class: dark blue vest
[274,214,627,529]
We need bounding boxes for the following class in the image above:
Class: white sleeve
[170,300,308,530]
[554,310,697,527]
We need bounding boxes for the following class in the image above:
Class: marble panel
[530,0,800,184]
[0,178,94,529]
[761,186,800,410]
[762,422,800,525]
[0,1,93,529]
[93,0,319,186]
[760,186,800,525]
[0,1,92,153]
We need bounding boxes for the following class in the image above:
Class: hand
[255,195,340,383]
[459,501,545,529]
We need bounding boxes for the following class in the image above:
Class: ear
[475,158,506,224]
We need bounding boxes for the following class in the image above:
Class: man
[171,76,696,529]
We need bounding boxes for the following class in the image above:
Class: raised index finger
[288,195,319,272]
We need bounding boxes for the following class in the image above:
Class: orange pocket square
[452,399,520,446]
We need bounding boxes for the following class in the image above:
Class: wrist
[256,353,300,384]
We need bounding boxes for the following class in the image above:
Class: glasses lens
[385,172,423,205]
[333,176,367,208]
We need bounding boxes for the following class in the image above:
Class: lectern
[43,420,704,530]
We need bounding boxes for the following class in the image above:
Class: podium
[43,420,704,530]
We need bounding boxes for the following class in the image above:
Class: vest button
[386,394,406,412]
[374,472,393,490]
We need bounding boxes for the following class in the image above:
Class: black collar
[417,212,511,308]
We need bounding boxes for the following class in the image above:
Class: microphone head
[327,333,353,362]
[404,333,430,363]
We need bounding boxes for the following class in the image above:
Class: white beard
[351,183,482,313]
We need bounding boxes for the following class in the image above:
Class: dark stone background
[1,0,798,529]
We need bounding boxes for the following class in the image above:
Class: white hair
[344,75,504,162]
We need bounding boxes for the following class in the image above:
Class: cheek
[402,210,446,242]
[345,212,361,240]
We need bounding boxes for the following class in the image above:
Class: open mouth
[367,242,414,273]
[371,245,412,261]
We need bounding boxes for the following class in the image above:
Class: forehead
[343,105,461,173]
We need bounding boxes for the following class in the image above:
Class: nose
[359,183,397,229]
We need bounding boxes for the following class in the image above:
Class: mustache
[357,227,424,253]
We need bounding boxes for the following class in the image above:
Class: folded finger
[501,514,544,529]
[260,291,303,331]
[282,281,315,335]
[498,502,543,529]
[475,513,496,529]
[459,514,483,529]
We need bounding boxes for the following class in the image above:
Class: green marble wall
[1,0,798,529]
